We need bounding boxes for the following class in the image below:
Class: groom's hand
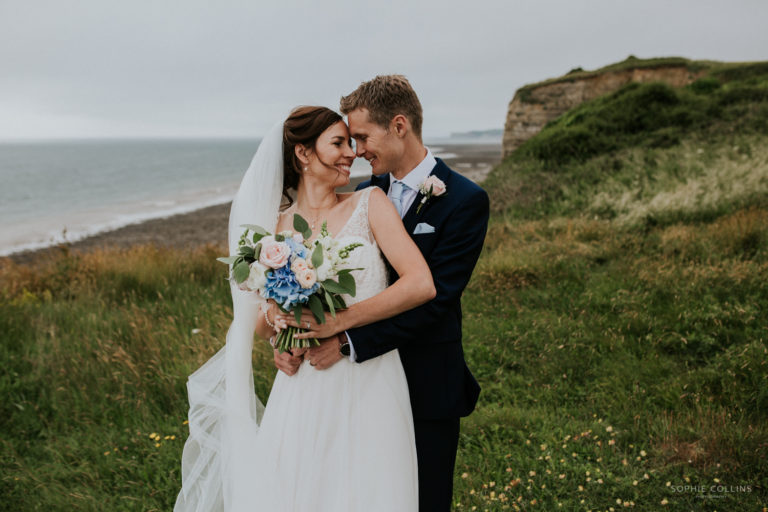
[306,335,344,370]
[273,348,304,376]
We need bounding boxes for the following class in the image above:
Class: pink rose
[291,257,309,274]
[422,175,446,196]
[297,268,317,289]
[259,238,291,269]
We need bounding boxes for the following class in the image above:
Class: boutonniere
[416,176,447,214]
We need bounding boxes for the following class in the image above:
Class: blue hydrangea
[262,264,319,310]
[284,237,309,260]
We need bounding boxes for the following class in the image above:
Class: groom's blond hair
[340,75,423,140]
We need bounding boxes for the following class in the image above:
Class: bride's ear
[295,144,311,168]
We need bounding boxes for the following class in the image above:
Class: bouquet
[218,214,362,352]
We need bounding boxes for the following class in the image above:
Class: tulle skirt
[175,348,418,512]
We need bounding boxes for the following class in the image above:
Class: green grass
[3,59,768,510]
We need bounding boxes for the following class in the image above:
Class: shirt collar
[395,148,436,190]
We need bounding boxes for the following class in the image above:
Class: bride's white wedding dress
[175,186,418,511]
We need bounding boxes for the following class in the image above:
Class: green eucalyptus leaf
[274,233,285,242]
[338,272,356,297]
[252,232,266,243]
[233,260,251,284]
[308,295,325,324]
[324,289,336,318]
[293,306,302,326]
[293,214,312,240]
[240,224,268,235]
[239,246,255,259]
[321,280,348,295]
[217,256,238,265]
[311,244,324,269]
[254,242,262,261]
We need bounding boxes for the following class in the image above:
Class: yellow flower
[639,450,646,457]
[461,472,469,479]
[103,451,110,456]
[660,498,669,506]
[155,443,161,448]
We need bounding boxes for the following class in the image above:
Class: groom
[275,75,488,509]
[339,75,489,510]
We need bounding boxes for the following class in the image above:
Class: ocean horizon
[0,138,477,256]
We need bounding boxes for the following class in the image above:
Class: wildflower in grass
[559,474,565,479]
[103,451,110,456]
[633,480,638,486]
[155,443,161,448]
[665,481,671,487]
[643,473,649,479]
[660,498,669,506]
[529,471,536,477]
[605,425,613,432]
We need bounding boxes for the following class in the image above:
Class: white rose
[244,261,268,291]
[316,261,332,281]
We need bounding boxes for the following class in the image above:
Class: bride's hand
[277,308,345,340]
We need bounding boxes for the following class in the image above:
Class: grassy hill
[1,60,767,510]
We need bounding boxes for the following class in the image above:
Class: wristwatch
[339,335,351,357]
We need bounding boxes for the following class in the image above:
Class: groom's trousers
[414,417,460,511]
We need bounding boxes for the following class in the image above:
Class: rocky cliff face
[502,64,707,158]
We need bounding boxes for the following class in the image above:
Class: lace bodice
[333,187,388,306]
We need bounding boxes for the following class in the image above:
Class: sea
[0,139,378,256]
[0,139,463,256]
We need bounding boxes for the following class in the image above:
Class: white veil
[175,120,285,512]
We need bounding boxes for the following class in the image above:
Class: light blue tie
[389,180,408,218]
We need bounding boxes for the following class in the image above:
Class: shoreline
[4,144,500,264]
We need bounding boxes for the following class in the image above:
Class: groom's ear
[391,114,409,138]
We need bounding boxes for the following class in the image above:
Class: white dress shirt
[346,148,437,361]
[387,148,437,218]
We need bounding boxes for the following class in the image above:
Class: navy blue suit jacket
[349,158,489,419]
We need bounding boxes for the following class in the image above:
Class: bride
[174,106,435,511]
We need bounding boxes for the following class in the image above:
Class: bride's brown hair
[282,106,343,207]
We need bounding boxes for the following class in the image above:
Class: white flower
[244,261,268,290]
[292,233,304,244]
[316,261,333,281]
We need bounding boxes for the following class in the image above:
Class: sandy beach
[6,143,500,263]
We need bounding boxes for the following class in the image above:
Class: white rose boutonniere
[416,175,447,214]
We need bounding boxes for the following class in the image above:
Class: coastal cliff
[502,57,709,157]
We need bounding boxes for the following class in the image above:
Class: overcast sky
[1,0,766,140]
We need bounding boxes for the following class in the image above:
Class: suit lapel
[369,173,391,194]
[402,158,450,234]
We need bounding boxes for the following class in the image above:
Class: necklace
[295,196,339,233]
